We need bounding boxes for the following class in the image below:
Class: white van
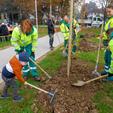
[78,15,103,27]
[88,16,103,27]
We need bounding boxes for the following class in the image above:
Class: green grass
[93,83,113,113]
[0,41,11,49]
[78,50,104,65]
[38,27,48,38]
[0,87,36,113]
[88,37,100,43]
[81,27,100,36]
[39,48,65,75]
[0,27,48,49]
[0,48,65,113]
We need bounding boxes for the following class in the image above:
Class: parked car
[78,15,103,27]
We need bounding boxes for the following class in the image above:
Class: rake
[25,82,57,104]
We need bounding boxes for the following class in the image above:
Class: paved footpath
[0,32,64,82]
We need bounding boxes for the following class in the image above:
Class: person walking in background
[47,15,55,50]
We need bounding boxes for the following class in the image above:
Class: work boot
[0,94,10,99]
[106,76,113,81]
[102,77,113,82]
[50,46,54,50]
[101,70,108,75]
[13,96,24,102]
[33,77,41,81]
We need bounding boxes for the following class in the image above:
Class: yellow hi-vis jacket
[73,19,79,34]
[11,26,38,52]
[109,39,113,73]
[103,17,113,40]
[60,21,69,40]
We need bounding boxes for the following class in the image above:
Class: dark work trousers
[2,75,18,98]
[49,33,54,47]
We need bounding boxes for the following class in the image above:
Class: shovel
[25,82,57,104]
[92,37,101,76]
[29,57,51,79]
[72,75,108,87]
[92,24,104,76]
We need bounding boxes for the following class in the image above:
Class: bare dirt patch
[32,59,103,113]
[79,38,97,52]
[31,32,103,113]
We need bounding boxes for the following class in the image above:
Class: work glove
[73,26,76,29]
[15,49,24,54]
[108,72,113,77]
[103,40,109,47]
[98,34,103,39]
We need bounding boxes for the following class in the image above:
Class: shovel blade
[72,80,86,87]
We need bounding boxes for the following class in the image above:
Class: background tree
[0,0,83,23]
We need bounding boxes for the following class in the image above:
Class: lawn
[0,40,11,49]
[38,26,48,38]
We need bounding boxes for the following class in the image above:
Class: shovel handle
[25,82,53,96]
[94,23,104,70]
[29,57,51,79]
[37,65,51,79]
[85,75,108,84]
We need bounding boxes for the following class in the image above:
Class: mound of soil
[79,38,97,52]
[31,59,103,113]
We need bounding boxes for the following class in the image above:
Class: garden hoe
[29,57,52,79]
[92,24,104,76]
[25,82,57,104]
[72,74,108,87]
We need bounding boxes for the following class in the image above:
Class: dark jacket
[47,19,55,34]
[0,24,9,36]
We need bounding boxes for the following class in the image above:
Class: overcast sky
[85,0,102,8]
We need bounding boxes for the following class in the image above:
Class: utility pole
[35,0,38,31]
[50,0,52,16]
[83,0,86,18]
[67,0,74,77]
